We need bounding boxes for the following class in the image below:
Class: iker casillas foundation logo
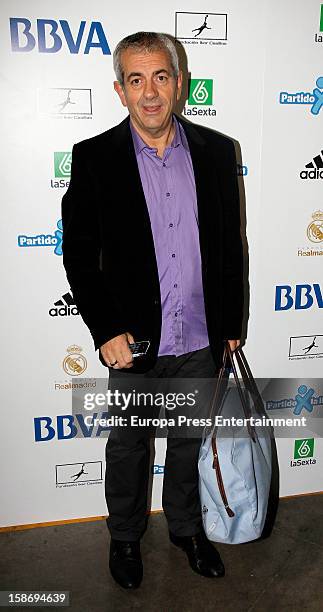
[279,76,323,115]
[38,88,93,119]
[184,78,216,117]
[289,335,323,360]
[175,12,228,46]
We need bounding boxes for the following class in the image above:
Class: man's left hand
[228,339,240,352]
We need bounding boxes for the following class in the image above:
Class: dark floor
[1,495,323,612]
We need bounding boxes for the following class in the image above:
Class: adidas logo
[300,150,323,179]
[49,292,79,317]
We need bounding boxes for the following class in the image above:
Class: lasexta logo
[290,438,316,467]
[188,79,213,105]
[9,19,110,54]
[294,438,314,459]
[314,5,323,43]
[184,78,216,117]
[54,152,71,178]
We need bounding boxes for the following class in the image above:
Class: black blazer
[61,114,244,372]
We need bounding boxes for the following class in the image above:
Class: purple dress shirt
[130,115,210,357]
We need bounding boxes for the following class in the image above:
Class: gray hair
[113,32,179,86]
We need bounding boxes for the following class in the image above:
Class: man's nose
[143,78,158,99]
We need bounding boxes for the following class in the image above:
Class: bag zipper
[211,437,235,518]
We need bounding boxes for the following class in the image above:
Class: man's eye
[157,75,167,82]
[131,79,141,86]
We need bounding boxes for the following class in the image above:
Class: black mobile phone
[128,340,150,357]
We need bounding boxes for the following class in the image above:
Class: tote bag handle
[207,342,263,441]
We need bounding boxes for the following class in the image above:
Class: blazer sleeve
[219,139,244,339]
[61,142,127,351]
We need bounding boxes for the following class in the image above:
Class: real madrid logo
[63,345,87,376]
[307,210,323,243]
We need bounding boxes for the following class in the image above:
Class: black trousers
[105,345,219,541]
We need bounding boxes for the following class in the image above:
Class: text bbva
[10,18,110,54]
[275,284,323,310]
[34,415,108,441]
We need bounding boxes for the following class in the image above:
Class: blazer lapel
[111,115,152,229]
[110,116,160,277]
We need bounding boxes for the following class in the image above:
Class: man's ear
[176,70,183,102]
[114,80,127,107]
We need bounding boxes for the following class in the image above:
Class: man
[62,32,244,589]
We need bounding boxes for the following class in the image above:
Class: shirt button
[166,192,170,197]
[174,313,178,317]
[169,223,173,228]
[172,253,176,258]
[163,162,166,167]
[174,283,178,288]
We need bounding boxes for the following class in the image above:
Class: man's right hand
[100,332,135,369]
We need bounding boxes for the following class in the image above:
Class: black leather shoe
[169,530,225,578]
[109,539,143,589]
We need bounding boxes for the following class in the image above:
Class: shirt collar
[130,114,187,155]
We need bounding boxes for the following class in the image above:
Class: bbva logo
[9,18,111,54]
[34,415,108,441]
[275,284,323,310]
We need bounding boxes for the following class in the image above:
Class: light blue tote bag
[198,344,272,544]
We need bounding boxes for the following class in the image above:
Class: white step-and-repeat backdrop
[1,0,322,528]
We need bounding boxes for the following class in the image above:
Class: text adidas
[300,169,323,179]
[49,305,79,316]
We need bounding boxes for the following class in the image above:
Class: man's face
[114,47,182,136]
